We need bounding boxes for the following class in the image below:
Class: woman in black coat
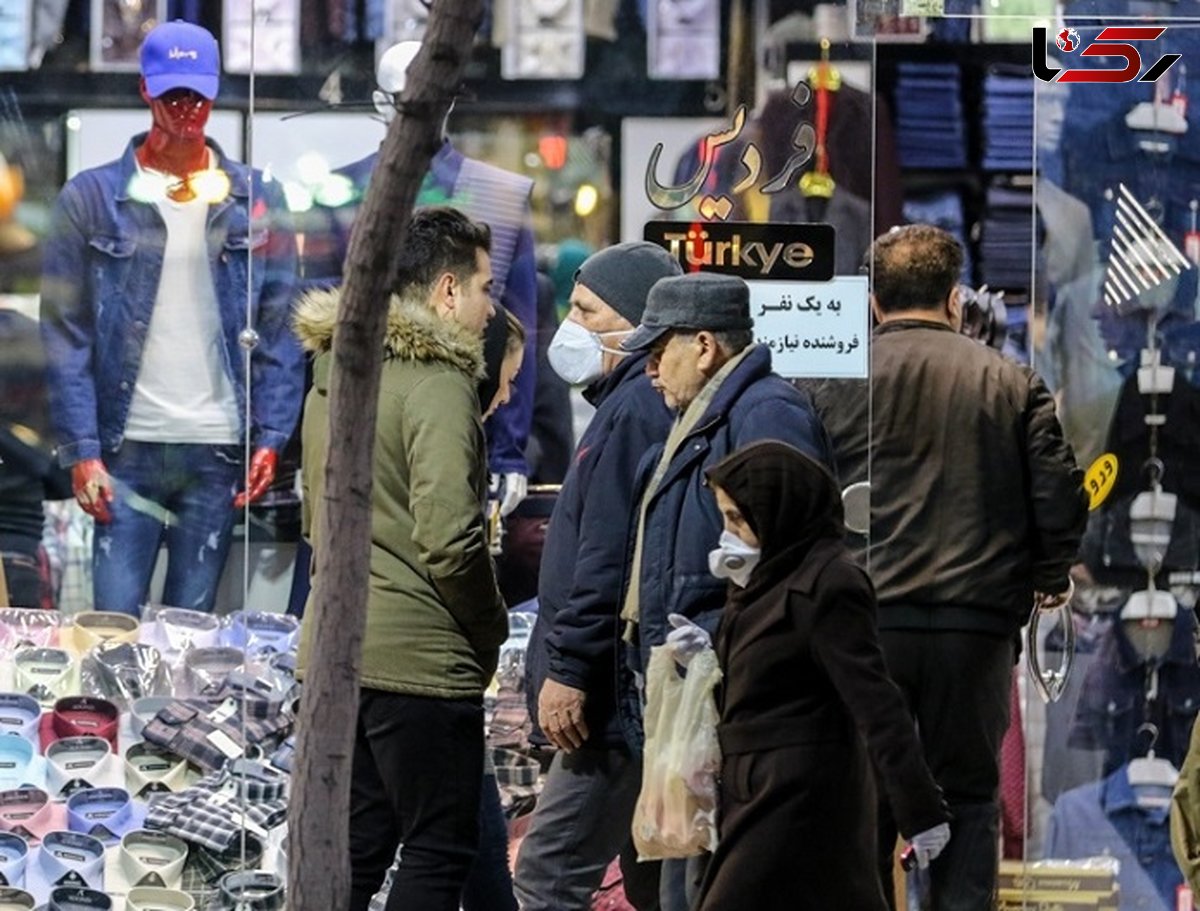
[679,440,950,910]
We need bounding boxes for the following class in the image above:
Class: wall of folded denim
[0,606,299,911]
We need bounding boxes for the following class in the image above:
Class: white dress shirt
[103,831,188,911]
[45,740,122,799]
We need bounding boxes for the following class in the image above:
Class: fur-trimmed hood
[293,287,484,382]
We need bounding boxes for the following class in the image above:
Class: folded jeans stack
[894,62,968,169]
[979,182,1035,292]
[981,69,1034,172]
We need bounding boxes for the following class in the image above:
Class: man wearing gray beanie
[516,242,681,911]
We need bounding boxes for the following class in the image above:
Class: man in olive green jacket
[295,207,507,911]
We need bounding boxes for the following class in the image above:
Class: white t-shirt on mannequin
[124,154,240,444]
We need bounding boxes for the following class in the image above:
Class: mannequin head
[373,40,454,134]
[136,21,220,175]
[139,83,213,142]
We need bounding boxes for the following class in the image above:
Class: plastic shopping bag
[631,644,722,860]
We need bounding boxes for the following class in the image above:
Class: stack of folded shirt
[893,62,968,169]
[981,69,1034,172]
[144,760,288,854]
[0,606,299,910]
[980,181,1035,291]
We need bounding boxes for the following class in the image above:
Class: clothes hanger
[1127,76,1188,151]
[1127,722,1179,806]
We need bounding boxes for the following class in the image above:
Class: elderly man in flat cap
[616,271,836,909]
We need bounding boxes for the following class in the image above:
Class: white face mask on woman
[708,530,762,588]
[547,319,632,386]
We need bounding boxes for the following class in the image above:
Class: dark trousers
[462,773,516,911]
[877,629,1015,911]
[349,688,484,911]
[0,551,42,608]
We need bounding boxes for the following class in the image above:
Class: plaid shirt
[145,763,287,853]
[141,701,288,772]
[44,502,92,614]
[209,871,285,910]
[179,835,263,909]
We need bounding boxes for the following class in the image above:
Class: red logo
[1056,28,1080,52]
[1034,26,1182,83]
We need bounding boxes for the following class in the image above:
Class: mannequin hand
[907,822,951,870]
[666,613,711,668]
[72,459,115,524]
[538,678,589,752]
[1034,577,1075,613]
[234,448,278,508]
[493,471,528,518]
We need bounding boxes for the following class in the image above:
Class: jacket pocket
[88,235,136,296]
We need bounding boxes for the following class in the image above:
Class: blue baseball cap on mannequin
[140,20,220,100]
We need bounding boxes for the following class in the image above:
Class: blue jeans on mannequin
[92,441,242,615]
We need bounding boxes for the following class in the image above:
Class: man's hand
[72,459,114,524]
[538,678,589,752]
[1034,577,1075,613]
[233,447,278,508]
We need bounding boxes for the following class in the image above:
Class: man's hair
[867,225,963,314]
[713,329,754,356]
[392,206,492,296]
[666,328,754,358]
[503,308,526,356]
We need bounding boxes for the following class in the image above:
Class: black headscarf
[477,303,513,414]
[704,440,844,600]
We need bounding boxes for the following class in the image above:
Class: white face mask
[547,319,631,387]
[708,530,761,588]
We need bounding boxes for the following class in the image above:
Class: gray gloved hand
[908,822,951,870]
[665,613,711,668]
[496,471,528,518]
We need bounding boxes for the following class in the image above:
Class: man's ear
[869,294,885,324]
[430,271,456,318]
[695,331,720,372]
[947,286,963,331]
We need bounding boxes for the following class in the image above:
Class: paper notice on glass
[750,276,869,379]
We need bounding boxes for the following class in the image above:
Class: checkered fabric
[145,762,287,852]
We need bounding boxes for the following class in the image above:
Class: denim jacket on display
[40,134,303,466]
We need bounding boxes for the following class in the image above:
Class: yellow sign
[1084,453,1119,511]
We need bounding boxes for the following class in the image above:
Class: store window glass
[1029,17,1200,911]
[2,2,299,908]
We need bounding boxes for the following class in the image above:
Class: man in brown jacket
[852,225,1087,910]
[296,207,506,911]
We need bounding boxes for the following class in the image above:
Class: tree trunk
[287,3,483,908]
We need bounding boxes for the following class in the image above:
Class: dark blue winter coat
[526,351,673,748]
[617,344,836,750]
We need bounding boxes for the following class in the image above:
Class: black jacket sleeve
[807,567,950,838]
[1022,372,1088,594]
[545,401,666,689]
